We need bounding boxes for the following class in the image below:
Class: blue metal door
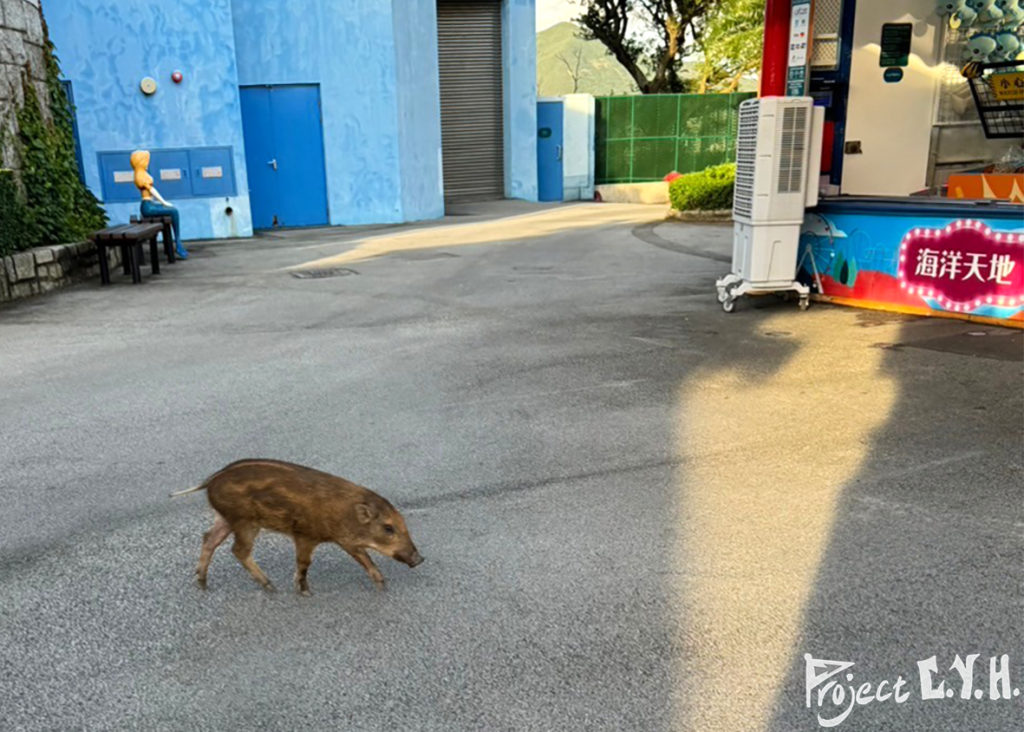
[537,101,564,202]
[240,85,328,229]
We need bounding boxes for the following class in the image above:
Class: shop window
[928,25,1016,190]
[935,27,978,125]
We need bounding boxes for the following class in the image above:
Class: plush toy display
[993,29,1023,58]
[996,0,1024,28]
[963,32,1000,61]
[937,0,965,17]
[977,0,1005,25]
[955,0,981,26]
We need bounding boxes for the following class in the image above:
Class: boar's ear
[355,503,377,524]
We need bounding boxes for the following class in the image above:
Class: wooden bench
[92,223,163,285]
[130,214,176,263]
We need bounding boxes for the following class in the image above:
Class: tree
[557,47,586,93]
[575,0,714,94]
[695,0,763,93]
[574,0,764,94]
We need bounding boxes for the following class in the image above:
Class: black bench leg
[97,243,111,285]
[149,235,160,275]
[163,222,175,263]
[121,244,131,275]
[131,241,143,283]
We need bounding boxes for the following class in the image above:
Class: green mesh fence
[595,93,755,184]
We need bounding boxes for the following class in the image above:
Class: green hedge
[668,163,736,211]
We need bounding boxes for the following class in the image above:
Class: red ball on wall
[171,71,183,84]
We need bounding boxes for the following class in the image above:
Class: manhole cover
[290,268,359,279]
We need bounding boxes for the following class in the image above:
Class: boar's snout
[394,545,423,567]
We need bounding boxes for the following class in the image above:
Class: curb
[665,209,733,223]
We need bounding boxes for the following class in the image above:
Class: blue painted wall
[45,0,253,240]
[392,0,445,221]
[232,0,406,226]
[502,0,538,201]
[46,0,536,238]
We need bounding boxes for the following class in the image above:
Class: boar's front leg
[343,546,386,590]
[293,535,317,596]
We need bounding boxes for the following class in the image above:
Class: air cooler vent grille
[732,100,759,218]
[777,106,808,194]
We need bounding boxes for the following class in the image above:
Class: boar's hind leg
[231,523,274,591]
[344,547,386,590]
[293,536,317,596]
[196,512,232,589]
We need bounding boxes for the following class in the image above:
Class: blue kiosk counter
[801,196,1023,327]
[769,0,1024,328]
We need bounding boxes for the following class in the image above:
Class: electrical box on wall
[97,147,236,202]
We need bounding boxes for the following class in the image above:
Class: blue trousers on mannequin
[140,200,188,259]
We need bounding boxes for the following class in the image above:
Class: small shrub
[669,163,736,211]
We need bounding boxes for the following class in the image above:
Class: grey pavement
[1,203,1021,731]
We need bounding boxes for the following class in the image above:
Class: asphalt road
[1,203,1021,731]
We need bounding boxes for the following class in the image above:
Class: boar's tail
[169,484,206,498]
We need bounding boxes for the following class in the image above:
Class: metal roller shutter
[437,0,504,203]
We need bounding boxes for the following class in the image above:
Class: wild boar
[171,459,423,594]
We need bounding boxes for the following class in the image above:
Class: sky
[536,0,579,31]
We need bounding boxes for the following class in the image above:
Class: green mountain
[537,22,640,97]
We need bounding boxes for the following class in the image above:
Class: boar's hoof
[261,581,277,593]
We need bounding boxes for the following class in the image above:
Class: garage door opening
[437,0,505,205]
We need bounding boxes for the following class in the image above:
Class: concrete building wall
[45,0,535,238]
[232,0,412,226]
[392,0,445,222]
[502,0,538,201]
[45,0,254,240]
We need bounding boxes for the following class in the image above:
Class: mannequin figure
[130,149,188,259]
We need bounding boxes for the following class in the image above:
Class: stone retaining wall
[1,0,48,172]
[0,240,121,302]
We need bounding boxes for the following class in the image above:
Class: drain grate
[290,268,359,279]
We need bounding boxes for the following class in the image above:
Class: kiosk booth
[761,0,1024,327]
